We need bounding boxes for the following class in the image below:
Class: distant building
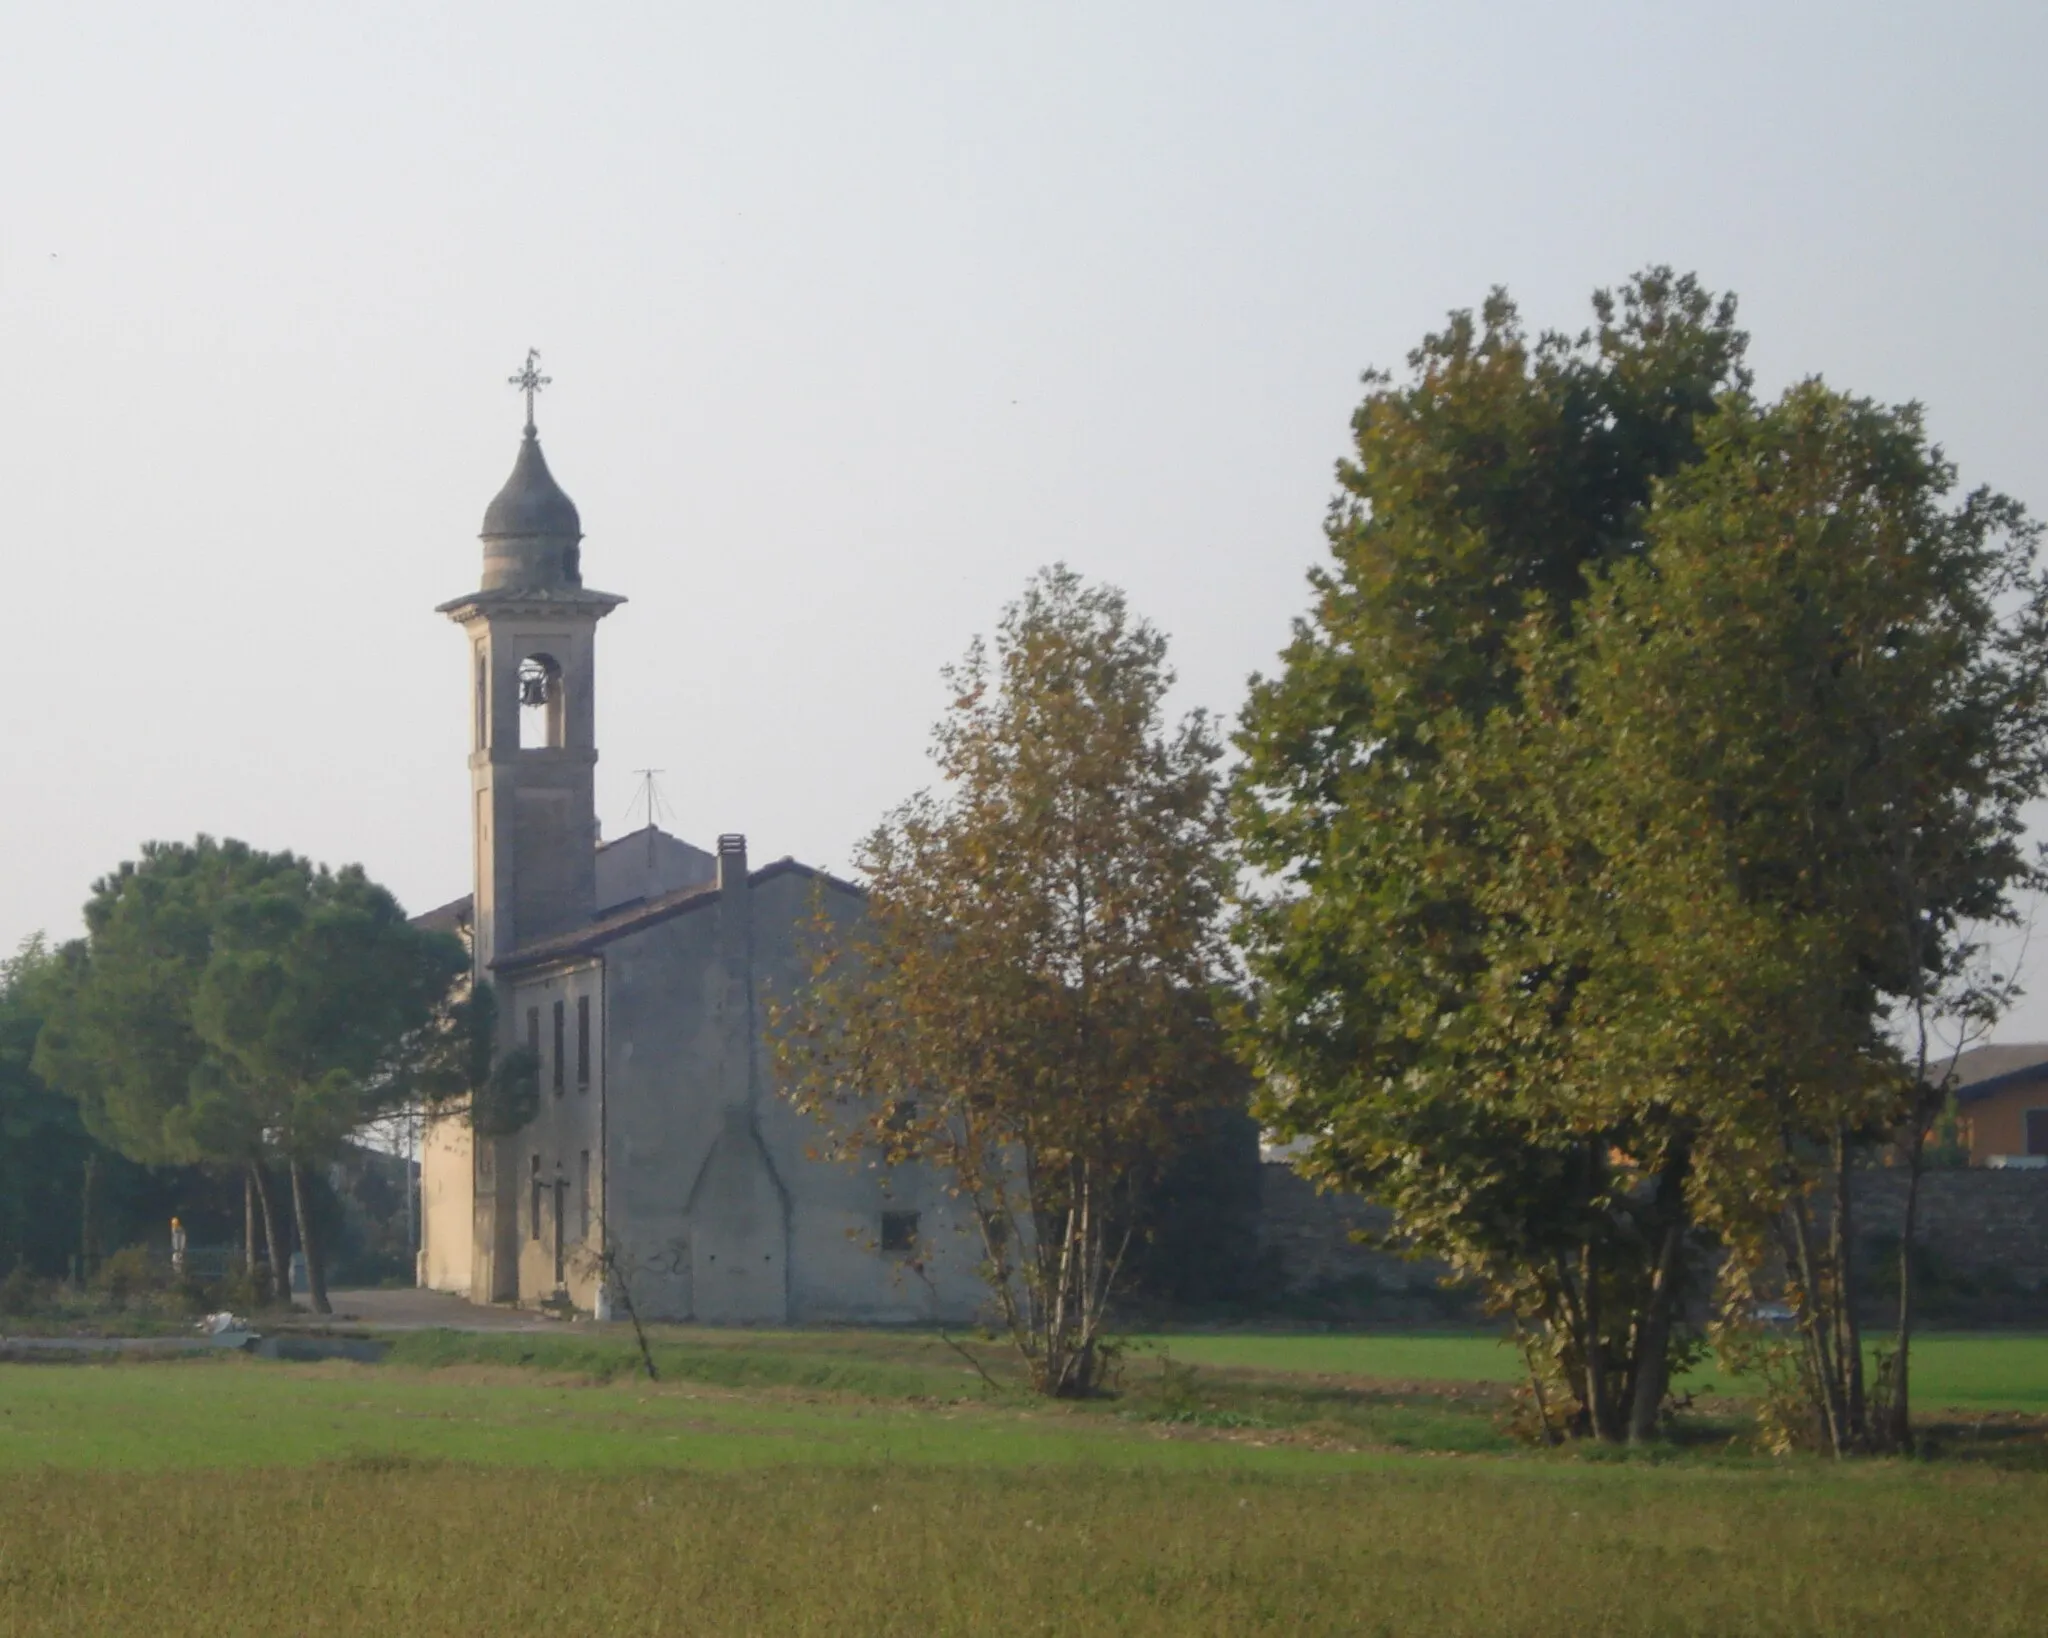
[1945,1044,2048,1167]
[416,395,982,1323]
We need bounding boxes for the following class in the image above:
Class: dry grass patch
[3,1461,2046,1637]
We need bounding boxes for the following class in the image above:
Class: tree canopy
[777,567,1236,1395]
[33,837,470,1312]
[1233,270,2048,1449]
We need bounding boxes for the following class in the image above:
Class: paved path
[0,1335,222,1359]
[319,1287,567,1333]
[0,1289,565,1359]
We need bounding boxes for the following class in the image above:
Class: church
[416,371,983,1324]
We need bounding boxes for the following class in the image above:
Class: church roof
[489,857,862,975]
[411,828,706,937]
[412,893,474,935]
[491,881,721,972]
[481,427,581,540]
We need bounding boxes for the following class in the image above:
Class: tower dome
[477,349,584,591]
[480,425,583,590]
[482,426,582,541]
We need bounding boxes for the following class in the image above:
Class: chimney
[716,833,748,894]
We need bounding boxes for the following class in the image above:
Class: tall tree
[1535,383,2048,1451]
[192,859,470,1313]
[778,568,1235,1396]
[35,839,307,1299]
[1233,272,1749,1441]
[34,838,469,1313]
[0,936,100,1279]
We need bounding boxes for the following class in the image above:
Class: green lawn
[1133,1330,1528,1384]
[1138,1329,2048,1412]
[0,1333,2044,1634]
[0,1354,1396,1475]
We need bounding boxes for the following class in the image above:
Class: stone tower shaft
[437,415,624,971]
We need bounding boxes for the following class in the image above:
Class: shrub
[92,1245,165,1307]
[0,1261,44,1318]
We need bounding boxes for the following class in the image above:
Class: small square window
[880,1211,919,1254]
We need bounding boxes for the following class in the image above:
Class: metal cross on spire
[508,348,551,432]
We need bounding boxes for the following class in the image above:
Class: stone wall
[1255,1162,2048,1309]
[1849,1168,2048,1295]
[1255,1163,1449,1298]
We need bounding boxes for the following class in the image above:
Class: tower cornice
[438,586,627,624]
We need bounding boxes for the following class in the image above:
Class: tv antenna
[626,771,673,860]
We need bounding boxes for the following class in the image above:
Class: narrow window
[474,652,488,750]
[529,1155,542,1241]
[578,1150,591,1239]
[880,1211,919,1254]
[576,995,591,1088]
[2027,1109,2048,1157]
[552,1000,566,1094]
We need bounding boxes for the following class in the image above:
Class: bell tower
[438,352,625,972]
[438,354,624,1303]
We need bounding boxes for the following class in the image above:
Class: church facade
[416,393,982,1324]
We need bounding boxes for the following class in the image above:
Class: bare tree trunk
[1831,1133,1866,1448]
[1786,1199,1845,1455]
[1551,1254,1594,1439]
[604,1245,660,1383]
[1887,1103,1933,1452]
[288,1159,331,1315]
[1626,1141,1691,1444]
[250,1160,288,1307]
[1580,1241,1621,1443]
[243,1169,257,1288]
[1515,1320,1562,1446]
[80,1152,98,1280]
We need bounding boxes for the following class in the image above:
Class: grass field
[0,1329,2043,1634]
[1135,1329,2048,1412]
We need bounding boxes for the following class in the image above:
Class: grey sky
[4,3,2044,1031]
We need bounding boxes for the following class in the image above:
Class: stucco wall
[592,861,983,1325]
[1960,1086,2048,1164]
[418,1114,473,1295]
[505,958,607,1309]
[749,867,985,1325]
[595,828,715,913]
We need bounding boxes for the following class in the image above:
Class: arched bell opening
[517,653,566,749]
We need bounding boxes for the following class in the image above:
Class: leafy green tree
[1531,383,2048,1451]
[35,839,308,1299]
[34,838,469,1313]
[0,936,102,1279]
[778,568,1236,1396]
[191,858,470,1312]
[1233,272,1749,1441]
[1239,264,2047,1452]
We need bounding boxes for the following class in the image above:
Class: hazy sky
[4,3,2044,1031]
